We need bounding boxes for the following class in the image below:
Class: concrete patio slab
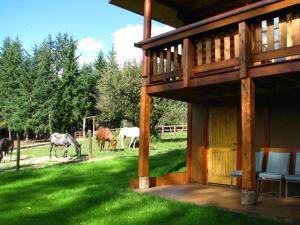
[136,184,300,224]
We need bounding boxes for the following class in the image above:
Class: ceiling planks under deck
[109,0,262,28]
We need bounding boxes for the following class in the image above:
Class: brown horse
[0,138,14,163]
[95,127,117,151]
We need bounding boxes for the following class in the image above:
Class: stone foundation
[241,189,257,205]
[139,176,150,189]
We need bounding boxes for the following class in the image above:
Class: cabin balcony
[136,1,300,102]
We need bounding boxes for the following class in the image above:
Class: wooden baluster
[147,50,153,83]
[183,38,194,87]
[254,23,262,53]
[159,50,164,74]
[206,38,211,64]
[253,22,262,65]
[211,37,215,63]
[286,13,293,60]
[224,35,231,60]
[234,33,239,58]
[267,19,274,51]
[174,45,179,71]
[153,52,157,75]
[287,13,293,47]
[166,47,171,73]
[215,37,221,62]
[197,40,203,65]
[279,16,287,49]
[292,11,300,46]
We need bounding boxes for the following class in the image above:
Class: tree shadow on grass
[0,149,287,225]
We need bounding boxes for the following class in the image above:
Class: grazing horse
[119,127,139,148]
[49,133,81,158]
[0,138,14,163]
[95,127,117,151]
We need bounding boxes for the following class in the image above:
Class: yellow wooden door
[207,106,237,185]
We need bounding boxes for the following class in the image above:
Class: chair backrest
[266,152,290,174]
[255,151,264,172]
[295,153,300,175]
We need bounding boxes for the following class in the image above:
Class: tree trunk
[16,133,21,171]
[8,127,12,139]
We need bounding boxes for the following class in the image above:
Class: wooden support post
[161,125,164,138]
[16,133,20,171]
[240,21,256,205]
[139,0,151,189]
[239,22,252,78]
[83,118,86,138]
[186,104,192,183]
[88,130,93,160]
[241,77,256,205]
[183,38,194,87]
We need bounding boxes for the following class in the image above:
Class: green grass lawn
[0,135,288,225]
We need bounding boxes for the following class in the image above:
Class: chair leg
[279,180,282,198]
[257,179,260,197]
[230,176,232,191]
[285,180,288,199]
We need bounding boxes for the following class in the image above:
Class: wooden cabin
[109,0,300,205]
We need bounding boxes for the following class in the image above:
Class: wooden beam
[189,70,240,87]
[252,45,300,62]
[193,58,239,75]
[147,80,184,94]
[139,0,152,180]
[241,78,256,191]
[249,59,300,78]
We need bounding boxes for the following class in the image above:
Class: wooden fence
[158,125,187,138]
[74,131,83,139]
[74,125,187,139]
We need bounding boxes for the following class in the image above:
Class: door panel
[207,107,237,185]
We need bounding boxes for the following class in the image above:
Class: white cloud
[77,37,104,66]
[112,24,174,66]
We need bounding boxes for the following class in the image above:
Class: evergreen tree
[0,38,30,133]
[94,50,107,75]
[55,34,80,133]
[96,47,122,127]
[31,37,58,136]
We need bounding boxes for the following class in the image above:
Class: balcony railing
[136,0,300,87]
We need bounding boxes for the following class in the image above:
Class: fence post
[16,133,20,171]
[161,126,164,138]
[88,130,93,160]
[174,125,177,138]
[83,118,86,138]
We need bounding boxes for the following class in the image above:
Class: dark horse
[0,138,14,163]
[49,133,81,158]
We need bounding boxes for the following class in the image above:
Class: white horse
[119,127,139,148]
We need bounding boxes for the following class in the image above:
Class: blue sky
[0,0,172,65]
